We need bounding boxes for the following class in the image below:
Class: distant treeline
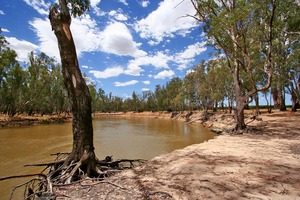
[0,31,299,116]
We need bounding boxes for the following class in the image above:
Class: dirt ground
[53,111,300,200]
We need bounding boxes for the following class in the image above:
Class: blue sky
[0,0,214,98]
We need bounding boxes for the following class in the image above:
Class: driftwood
[0,152,146,199]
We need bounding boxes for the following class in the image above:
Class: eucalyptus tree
[0,34,26,115]
[49,63,70,115]
[206,58,232,111]
[191,0,279,130]
[26,52,57,115]
[144,91,157,111]
[154,84,168,111]
[49,0,100,180]
[183,70,197,111]
[192,61,211,111]
[165,77,183,111]
[1,57,27,116]
[271,1,300,111]
[87,83,97,113]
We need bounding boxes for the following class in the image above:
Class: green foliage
[68,0,90,17]
[0,34,69,116]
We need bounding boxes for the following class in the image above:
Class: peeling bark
[49,1,95,166]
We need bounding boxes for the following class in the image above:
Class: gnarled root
[1,149,146,199]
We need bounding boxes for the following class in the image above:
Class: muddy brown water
[0,117,215,199]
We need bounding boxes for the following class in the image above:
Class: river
[0,117,215,199]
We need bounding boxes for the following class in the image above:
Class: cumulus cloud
[141,1,150,7]
[0,10,5,15]
[100,22,147,57]
[71,16,102,54]
[124,64,144,76]
[1,28,9,32]
[142,80,150,85]
[90,0,102,7]
[108,9,128,21]
[141,88,150,91]
[22,0,50,15]
[29,18,59,59]
[5,37,39,62]
[175,41,207,70]
[114,80,139,87]
[154,70,175,79]
[90,66,124,79]
[29,15,146,60]
[29,15,102,59]
[127,51,171,74]
[134,0,197,44]
[118,0,128,6]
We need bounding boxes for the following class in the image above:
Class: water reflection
[0,117,215,199]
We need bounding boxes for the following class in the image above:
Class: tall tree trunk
[49,1,95,168]
[254,94,261,115]
[291,86,299,112]
[271,86,286,111]
[235,98,246,131]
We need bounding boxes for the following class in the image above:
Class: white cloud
[1,28,9,32]
[118,0,128,6]
[134,0,197,44]
[108,9,128,21]
[30,16,146,59]
[175,41,207,70]
[0,10,5,15]
[29,18,59,59]
[89,66,124,79]
[141,88,150,91]
[82,65,89,69]
[142,80,150,85]
[5,37,39,62]
[141,1,150,7]
[124,64,144,76]
[186,69,194,75]
[93,6,106,16]
[90,0,102,7]
[30,16,102,59]
[71,16,102,55]
[100,22,147,57]
[114,80,139,87]
[127,51,171,75]
[22,0,50,15]
[154,70,175,79]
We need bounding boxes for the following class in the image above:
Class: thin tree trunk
[254,94,261,115]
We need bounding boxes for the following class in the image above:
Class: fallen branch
[0,173,46,181]
[24,159,65,167]
[97,159,146,168]
[50,152,71,156]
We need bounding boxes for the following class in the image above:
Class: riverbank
[0,114,72,128]
[52,110,300,199]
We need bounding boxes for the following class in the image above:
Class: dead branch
[0,173,46,181]
[50,152,71,156]
[97,159,146,169]
[24,159,65,167]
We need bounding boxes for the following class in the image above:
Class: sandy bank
[53,111,300,199]
[0,115,72,128]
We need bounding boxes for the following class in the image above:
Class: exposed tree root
[0,151,146,200]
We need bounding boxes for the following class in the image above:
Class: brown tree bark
[271,86,286,111]
[49,0,96,173]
